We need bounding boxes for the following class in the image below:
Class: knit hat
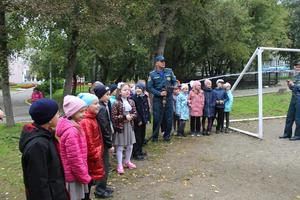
[63,95,87,118]
[181,83,189,90]
[29,98,59,125]
[94,84,110,99]
[135,82,146,91]
[77,93,98,106]
[109,84,118,93]
[224,82,231,89]
[216,79,225,84]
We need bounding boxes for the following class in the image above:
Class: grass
[232,92,291,119]
[0,124,25,199]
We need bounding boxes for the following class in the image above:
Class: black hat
[109,84,118,93]
[94,85,110,99]
[29,98,58,125]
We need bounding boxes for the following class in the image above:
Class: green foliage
[36,79,64,95]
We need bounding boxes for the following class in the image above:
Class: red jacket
[31,91,44,103]
[80,110,105,181]
[111,98,137,131]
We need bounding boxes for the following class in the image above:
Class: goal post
[231,47,300,139]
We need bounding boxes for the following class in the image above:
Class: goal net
[230,47,300,139]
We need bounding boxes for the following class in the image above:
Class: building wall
[9,57,30,83]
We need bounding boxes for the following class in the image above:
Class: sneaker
[196,133,202,137]
[117,164,124,174]
[191,133,195,137]
[124,161,136,169]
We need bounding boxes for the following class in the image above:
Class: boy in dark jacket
[131,82,150,160]
[19,98,68,200]
[213,79,228,134]
[94,84,114,198]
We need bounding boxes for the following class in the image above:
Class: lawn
[231,92,291,119]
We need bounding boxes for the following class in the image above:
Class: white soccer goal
[230,47,300,139]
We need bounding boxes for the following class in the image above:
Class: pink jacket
[188,89,205,116]
[56,117,91,184]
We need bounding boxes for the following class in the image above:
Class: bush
[19,83,36,89]
[36,79,64,95]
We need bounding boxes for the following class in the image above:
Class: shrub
[36,79,64,95]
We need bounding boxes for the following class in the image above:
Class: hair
[181,83,189,91]
[116,83,130,100]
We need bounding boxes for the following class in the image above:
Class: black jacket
[131,94,151,125]
[97,101,113,149]
[19,123,68,200]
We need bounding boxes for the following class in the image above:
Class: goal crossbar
[230,47,300,139]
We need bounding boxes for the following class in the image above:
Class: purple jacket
[203,87,216,117]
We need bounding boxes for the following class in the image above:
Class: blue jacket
[176,92,189,120]
[203,87,216,117]
[224,90,233,112]
[147,68,177,98]
[212,87,228,108]
[289,74,300,95]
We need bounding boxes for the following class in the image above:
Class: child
[176,83,189,137]
[202,79,216,135]
[78,93,107,199]
[94,84,115,198]
[213,79,228,134]
[223,82,234,133]
[56,95,92,200]
[19,98,68,200]
[111,83,137,174]
[31,87,44,103]
[188,80,205,136]
[172,86,180,134]
[131,82,150,160]
[109,84,118,106]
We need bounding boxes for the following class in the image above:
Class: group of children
[19,81,150,200]
[173,78,234,137]
[19,78,232,200]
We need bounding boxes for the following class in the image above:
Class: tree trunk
[71,73,77,95]
[62,28,79,99]
[156,31,167,56]
[0,3,14,127]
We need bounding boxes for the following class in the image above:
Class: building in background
[9,56,36,83]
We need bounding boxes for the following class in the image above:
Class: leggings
[190,116,201,133]
[215,107,224,131]
[224,112,230,128]
[202,117,214,132]
[116,145,133,165]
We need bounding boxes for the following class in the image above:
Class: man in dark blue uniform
[280,62,300,141]
[147,55,177,142]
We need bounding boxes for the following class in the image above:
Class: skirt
[114,122,136,146]
[66,181,89,200]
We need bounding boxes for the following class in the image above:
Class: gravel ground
[108,118,300,200]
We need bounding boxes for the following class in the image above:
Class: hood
[56,117,77,137]
[19,123,51,153]
[84,109,97,119]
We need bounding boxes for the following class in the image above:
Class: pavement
[0,88,33,123]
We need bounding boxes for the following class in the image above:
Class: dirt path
[108,119,300,200]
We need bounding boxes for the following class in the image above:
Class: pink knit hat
[63,95,87,118]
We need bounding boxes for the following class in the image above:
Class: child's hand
[109,147,114,154]
[126,114,132,121]
[138,121,143,126]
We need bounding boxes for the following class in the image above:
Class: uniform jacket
[131,93,151,125]
[19,123,68,200]
[224,90,234,112]
[203,87,216,117]
[212,87,228,109]
[97,101,113,149]
[56,117,91,184]
[147,68,177,98]
[80,110,105,181]
[188,89,205,116]
[176,92,190,120]
[289,74,300,95]
[111,98,137,132]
